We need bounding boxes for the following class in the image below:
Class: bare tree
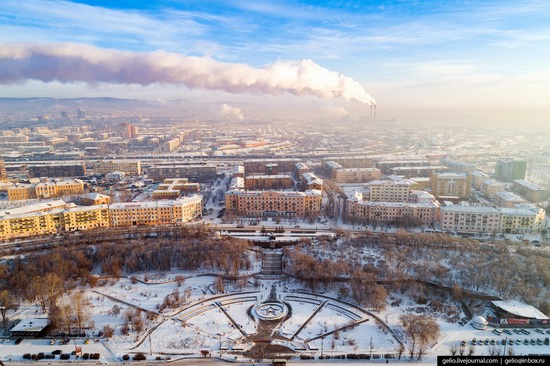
[450,345,458,356]
[400,314,440,359]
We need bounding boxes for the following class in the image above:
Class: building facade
[0,197,203,240]
[28,164,86,178]
[147,165,216,182]
[94,160,142,176]
[430,172,471,199]
[225,189,322,218]
[331,167,382,183]
[244,175,293,190]
[495,159,527,182]
[512,179,548,203]
[440,206,501,234]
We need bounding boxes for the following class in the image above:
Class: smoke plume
[0,43,376,105]
[218,104,244,120]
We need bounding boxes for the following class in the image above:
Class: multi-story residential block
[391,165,448,178]
[244,175,293,190]
[325,156,376,169]
[243,159,301,175]
[11,179,86,200]
[94,160,142,176]
[471,170,490,190]
[346,189,440,225]
[495,158,527,182]
[493,191,526,208]
[0,160,7,181]
[28,164,86,178]
[0,197,203,240]
[331,167,382,183]
[375,159,430,174]
[500,206,545,234]
[512,179,548,203]
[301,172,323,191]
[79,192,112,206]
[233,165,245,178]
[7,184,36,201]
[225,189,322,218]
[55,180,85,197]
[152,178,200,200]
[294,162,311,177]
[0,211,60,239]
[367,179,414,202]
[440,158,476,173]
[147,164,216,182]
[109,196,203,227]
[63,205,110,231]
[480,179,505,199]
[430,172,471,199]
[439,206,500,234]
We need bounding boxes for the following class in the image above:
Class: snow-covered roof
[492,301,549,320]
[11,318,50,333]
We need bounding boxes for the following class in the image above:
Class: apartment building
[243,159,301,175]
[225,189,322,218]
[109,196,203,227]
[0,197,202,240]
[367,179,414,202]
[0,160,7,181]
[495,158,527,182]
[375,159,430,175]
[430,172,471,199]
[301,172,323,191]
[325,156,375,169]
[244,175,293,190]
[331,167,382,183]
[391,165,448,178]
[7,179,84,200]
[152,178,200,200]
[63,205,110,231]
[480,179,505,199]
[147,164,216,182]
[493,191,526,208]
[94,160,142,176]
[28,163,86,178]
[512,179,548,203]
[500,206,545,234]
[440,206,501,234]
[79,193,111,206]
[346,188,440,225]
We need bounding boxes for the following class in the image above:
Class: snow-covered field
[1,269,549,363]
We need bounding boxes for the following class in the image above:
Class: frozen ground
[1,272,548,363]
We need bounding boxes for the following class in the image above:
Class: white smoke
[0,43,376,105]
[218,104,244,121]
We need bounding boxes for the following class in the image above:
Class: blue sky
[1,0,550,120]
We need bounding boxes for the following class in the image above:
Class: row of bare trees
[293,231,550,315]
[0,226,252,331]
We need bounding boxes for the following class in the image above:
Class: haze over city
[2,0,550,124]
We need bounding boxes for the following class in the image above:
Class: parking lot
[0,338,116,363]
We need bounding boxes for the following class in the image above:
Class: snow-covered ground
[1,268,548,364]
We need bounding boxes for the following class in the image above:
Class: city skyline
[1,0,550,123]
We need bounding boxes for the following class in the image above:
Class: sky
[1,0,550,122]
